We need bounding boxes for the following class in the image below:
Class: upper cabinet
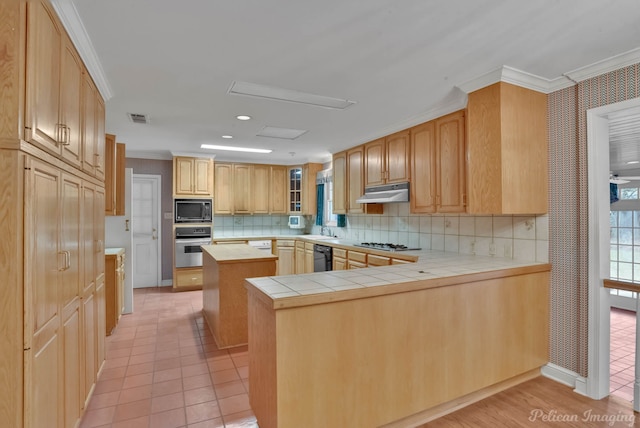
[332,151,347,214]
[105,134,126,216]
[214,163,233,214]
[364,130,410,187]
[347,147,365,214]
[233,164,251,214]
[467,82,548,214]
[301,163,323,216]
[269,166,288,214]
[173,156,214,197]
[410,110,466,213]
[25,1,105,178]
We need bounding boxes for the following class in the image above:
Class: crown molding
[457,66,575,95]
[50,0,113,101]
[170,151,216,159]
[127,150,173,161]
[564,47,640,83]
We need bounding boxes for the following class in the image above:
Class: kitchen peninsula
[202,244,277,348]
[245,251,550,428]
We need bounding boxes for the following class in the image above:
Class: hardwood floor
[422,376,639,427]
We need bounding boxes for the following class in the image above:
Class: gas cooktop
[353,243,421,252]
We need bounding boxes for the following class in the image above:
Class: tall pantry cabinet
[0,2,107,428]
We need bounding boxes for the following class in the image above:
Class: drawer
[295,241,305,249]
[392,258,413,265]
[368,254,391,266]
[277,240,295,247]
[175,269,203,287]
[305,242,315,251]
[348,260,367,269]
[348,251,367,263]
[214,240,246,245]
[333,248,347,258]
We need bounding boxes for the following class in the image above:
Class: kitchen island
[245,251,550,428]
[202,244,277,349]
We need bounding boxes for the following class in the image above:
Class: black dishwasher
[313,244,333,272]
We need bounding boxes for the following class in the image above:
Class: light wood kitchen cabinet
[253,164,271,213]
[288,166,302,213]
[301,163,323,216]
[347,250,367,269]
[410,110,466,213]
[270,166,288,214]
[347,146,383,215]
[81,74,106,180]
[364,130,410,187]
[105,249,125,336]
[105,135,126,216]
[304,242,315,273]
[333,248,347,270]
[173,156,214,197]
[295,241,305,274]
[276,240,295,275]
[174,267,204,290]
[367,254,391,267]
[1,4,106,426]
[214,163,233,214]
[332,151,347,214]
[233,163,252,214]
[467,82,548,214]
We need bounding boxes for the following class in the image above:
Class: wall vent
[127,113,149,124]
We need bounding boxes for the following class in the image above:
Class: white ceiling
[56,0,640,165]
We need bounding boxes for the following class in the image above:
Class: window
[325,180,337,227]
[619,187,639,200]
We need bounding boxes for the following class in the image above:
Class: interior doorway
[586,97,640,403]
[132,174,162,288]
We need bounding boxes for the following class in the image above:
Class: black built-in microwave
[174,199,212,223]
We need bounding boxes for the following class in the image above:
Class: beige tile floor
[611,307,637,402]
[79,287,257,428]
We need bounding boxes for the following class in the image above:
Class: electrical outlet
[504,243,513,258]
[470,241,476,255]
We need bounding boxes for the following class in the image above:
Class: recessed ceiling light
[222,135,233,139]
[201,144,272,154]
[627,160,639,164]
[236,115,251,121]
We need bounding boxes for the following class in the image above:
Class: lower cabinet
[276,240,295,275]
[174,267,204,291]
[333,248,347,271]
[304,242,315,273]
[347,250,367,269]
[105,248,125,335]
[295,241,305,274]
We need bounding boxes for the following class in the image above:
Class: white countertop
[246,250,549,301]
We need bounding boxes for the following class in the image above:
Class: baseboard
[380,368,541,428]
[161,279,173,286]
[541,362,586,393]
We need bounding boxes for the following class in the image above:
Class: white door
[132,174,161,288]
[105,168,134,312]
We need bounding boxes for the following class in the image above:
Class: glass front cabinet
[289,167,302,213]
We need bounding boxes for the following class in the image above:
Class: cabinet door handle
[125,219,130,231]
[65,251,71,270]
[61,125,70,146]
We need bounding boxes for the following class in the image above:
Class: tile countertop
[245,250,551,309]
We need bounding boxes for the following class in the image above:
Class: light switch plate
[164,212,172,220]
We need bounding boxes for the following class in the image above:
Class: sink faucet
[321,226,332,237]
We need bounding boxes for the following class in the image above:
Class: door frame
[586,96,640,399]
[132,173,162,288]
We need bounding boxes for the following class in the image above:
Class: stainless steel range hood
[355,182,410,204]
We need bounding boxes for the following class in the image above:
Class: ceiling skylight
[228,81,356,110]
[201,144,272,154]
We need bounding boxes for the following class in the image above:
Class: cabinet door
[95,277,106,374]
[95,97,106,180]
[332,152,346,214]
[24,158,63,428]
[82,290,96,401]
[304,247,315,274]
[347,147,364,214]
[301,163,322,216]
[63,305,81,427]
[193,158,213,196]
[270,166,288,214]
[289,167,302,213]
[436,110,466,213]
[174,157,194,195]
[385,130,410,183]
[81,74,97,176]
[104,134,117,214]
[364,138,385,187]
[410,121,437,213]
[25,1,62,155]
[214,163,233,214]
[333,257,347,271]
[276,245,295,275]
[252,164,270,214]
[295,247,305,274]
[59,36,83,169]
[233,164,251,214]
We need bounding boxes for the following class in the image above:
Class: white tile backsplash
[213,210,550,264]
